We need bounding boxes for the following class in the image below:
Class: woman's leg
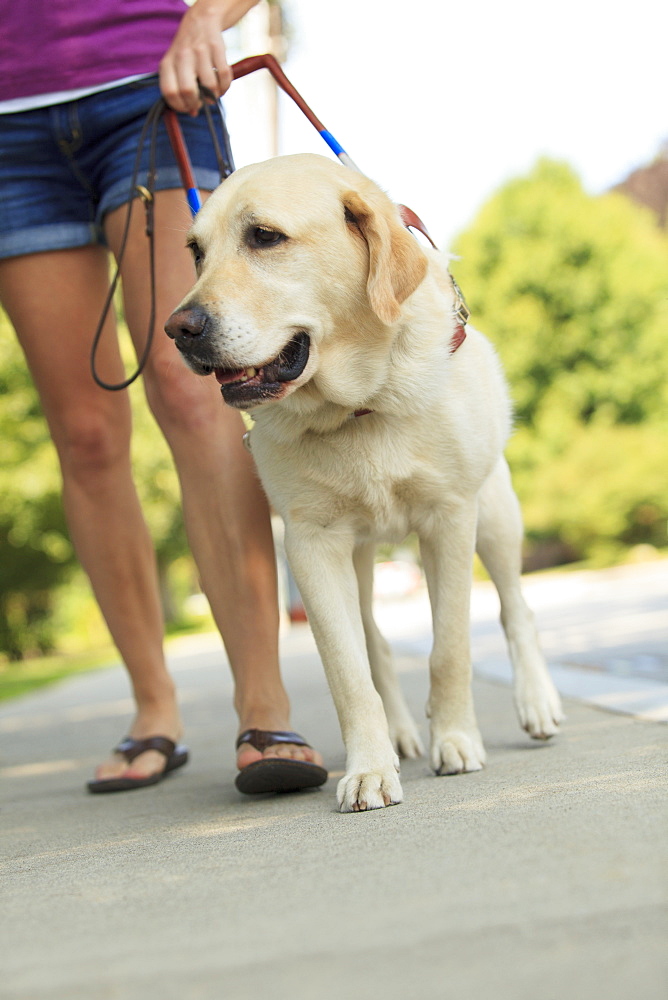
[0,246,182,781]
[104,191,323,770]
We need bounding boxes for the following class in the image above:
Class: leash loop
[90,90,230,392]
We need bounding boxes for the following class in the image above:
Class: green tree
[0,310,192,660]
[451,159,668,563]
[0,315,75,658]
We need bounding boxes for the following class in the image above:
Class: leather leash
[92,56,468,392]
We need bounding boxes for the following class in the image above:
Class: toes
[430,731,486,775]
[391,724,425,760]
[267,744,323,765]
[236,741,325,769]
[236,743,264,769]
[516,686,565,740]
[337,771,403,812]
[94,749,166,782]
[521,707,560,741]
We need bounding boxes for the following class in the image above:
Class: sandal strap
[114,736,177,763]
[235,729,311,752]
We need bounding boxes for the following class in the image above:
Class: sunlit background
[225,0,667,249]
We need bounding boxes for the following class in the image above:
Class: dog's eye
[249,227,287,248]
[188,240,204,268]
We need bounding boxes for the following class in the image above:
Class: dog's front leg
[284,522,403,812]
[421,503,486,775]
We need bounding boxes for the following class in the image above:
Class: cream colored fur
[168,153,563,812]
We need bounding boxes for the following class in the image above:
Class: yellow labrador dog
[166,153,563,812]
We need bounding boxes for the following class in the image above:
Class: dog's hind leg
[421,503,487,775]
[476,458,563,739]
[354,543,424,759]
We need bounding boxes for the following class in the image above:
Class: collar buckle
[450,273,470,327]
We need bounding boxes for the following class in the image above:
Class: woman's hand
[159,0,260,115]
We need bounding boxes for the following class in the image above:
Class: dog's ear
[343,189,428,325]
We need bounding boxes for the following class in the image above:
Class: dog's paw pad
[337,771,403,812]
[430,730,486,775]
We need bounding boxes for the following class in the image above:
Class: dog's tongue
[213,334,310,389]
[215,367,247,385]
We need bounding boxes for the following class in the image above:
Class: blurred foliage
[451,158,668,564]
[0,309,193,661]
[1,156,667,662]
[0,317,75,659]
[0,644,118,701]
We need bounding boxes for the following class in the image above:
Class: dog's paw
[337,769,404,812]
[430,729,486,775]
[515,678,564,741]
[389,718,424,759]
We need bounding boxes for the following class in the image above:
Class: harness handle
[231,54,360,171]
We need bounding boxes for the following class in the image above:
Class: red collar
[450,324,467,353]
[398,203,469,354]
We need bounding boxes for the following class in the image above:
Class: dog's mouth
[214,331,311,407]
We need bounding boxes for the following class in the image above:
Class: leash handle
[231,53,360,171]
[165,54,435,248]
[230,55,435,245]
[163,52,360,220]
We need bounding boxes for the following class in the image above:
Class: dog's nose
[164,306,209,345]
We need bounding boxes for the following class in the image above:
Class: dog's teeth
[246,367,257,378]
[239,374,248,383]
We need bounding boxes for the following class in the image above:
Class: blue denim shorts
[0,76,234,260]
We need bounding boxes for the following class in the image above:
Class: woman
[0,0,326,794]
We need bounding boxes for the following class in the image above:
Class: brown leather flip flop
[235,729,328,795]
[87,736,189,794]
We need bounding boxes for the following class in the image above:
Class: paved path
[2,562,667,1000]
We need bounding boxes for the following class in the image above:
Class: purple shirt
[1,0,187,101]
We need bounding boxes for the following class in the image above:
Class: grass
[0,610,218,703]
[0,646,119,702]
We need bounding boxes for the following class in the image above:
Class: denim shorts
[0,76,234,260]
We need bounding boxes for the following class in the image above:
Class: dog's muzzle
[165,306,310,408]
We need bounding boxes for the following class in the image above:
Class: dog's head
[165,153,428,410]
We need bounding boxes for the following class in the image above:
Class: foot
[236,727,325,772]
[430,726,486,775]
[514,672,564,740]
[235,704,325,772]
[387,712,424,760]
[92,704,184,784]
[337,765,403,812]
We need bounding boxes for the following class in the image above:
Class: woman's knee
[53,405,132,479]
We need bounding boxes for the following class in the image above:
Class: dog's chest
[262,427,459,543]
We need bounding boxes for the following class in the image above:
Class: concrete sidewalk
[2,579,667,1000]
